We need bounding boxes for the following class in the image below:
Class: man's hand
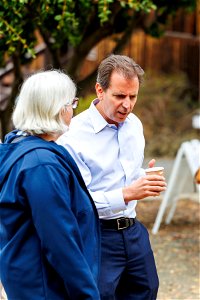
[123,173,167,203]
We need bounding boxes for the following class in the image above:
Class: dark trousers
[99,220,159,300]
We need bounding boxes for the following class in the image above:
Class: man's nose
[122,98,131,108]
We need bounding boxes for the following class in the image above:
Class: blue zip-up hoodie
[0,131,100,300]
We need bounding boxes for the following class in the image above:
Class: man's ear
[95,83,104,100]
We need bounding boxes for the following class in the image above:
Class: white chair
[152,139,200,234]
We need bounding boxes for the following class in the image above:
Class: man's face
[95,71,140,126]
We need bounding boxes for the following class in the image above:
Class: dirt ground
[136,198,200,300]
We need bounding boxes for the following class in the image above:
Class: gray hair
[97,54,144,90]
[12,70,76,135]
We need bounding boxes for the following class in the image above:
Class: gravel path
[137,198,200,300]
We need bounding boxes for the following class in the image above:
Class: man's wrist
[122,186,132,204]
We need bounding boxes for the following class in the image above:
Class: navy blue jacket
[0,131,100,300]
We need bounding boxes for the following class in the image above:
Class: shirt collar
[89,98,130,133]
[89,99,109,133]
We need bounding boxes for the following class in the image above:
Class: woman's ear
[95,83,104,100]
[60,106,66,116]
[59,105,73,127]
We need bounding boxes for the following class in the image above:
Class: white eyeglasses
[65,97,79,110]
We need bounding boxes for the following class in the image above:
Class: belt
[100,217,136,230]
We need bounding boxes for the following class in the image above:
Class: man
[57,55,167,300]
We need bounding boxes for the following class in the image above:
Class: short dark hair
[97,54,144,90]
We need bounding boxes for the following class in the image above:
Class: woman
[0,70,100,300]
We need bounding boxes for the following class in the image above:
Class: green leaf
[54,15,62,21]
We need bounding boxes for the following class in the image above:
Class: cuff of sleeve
[105,188,127,213]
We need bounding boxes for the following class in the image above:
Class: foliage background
[0,0,198,155]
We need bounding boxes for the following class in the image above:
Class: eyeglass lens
[72,97,79,109]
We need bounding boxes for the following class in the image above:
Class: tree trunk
[38,26,61,69]
[0,52,23,140]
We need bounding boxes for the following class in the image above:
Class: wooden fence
[80,30,199,89]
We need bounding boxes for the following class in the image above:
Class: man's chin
[117,115,127,122]
[116,118,125,124]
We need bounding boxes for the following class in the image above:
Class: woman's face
[95,71,139,126]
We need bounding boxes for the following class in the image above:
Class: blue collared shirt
[57,99,145,219]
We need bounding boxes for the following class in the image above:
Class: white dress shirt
[57,99,145,219]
